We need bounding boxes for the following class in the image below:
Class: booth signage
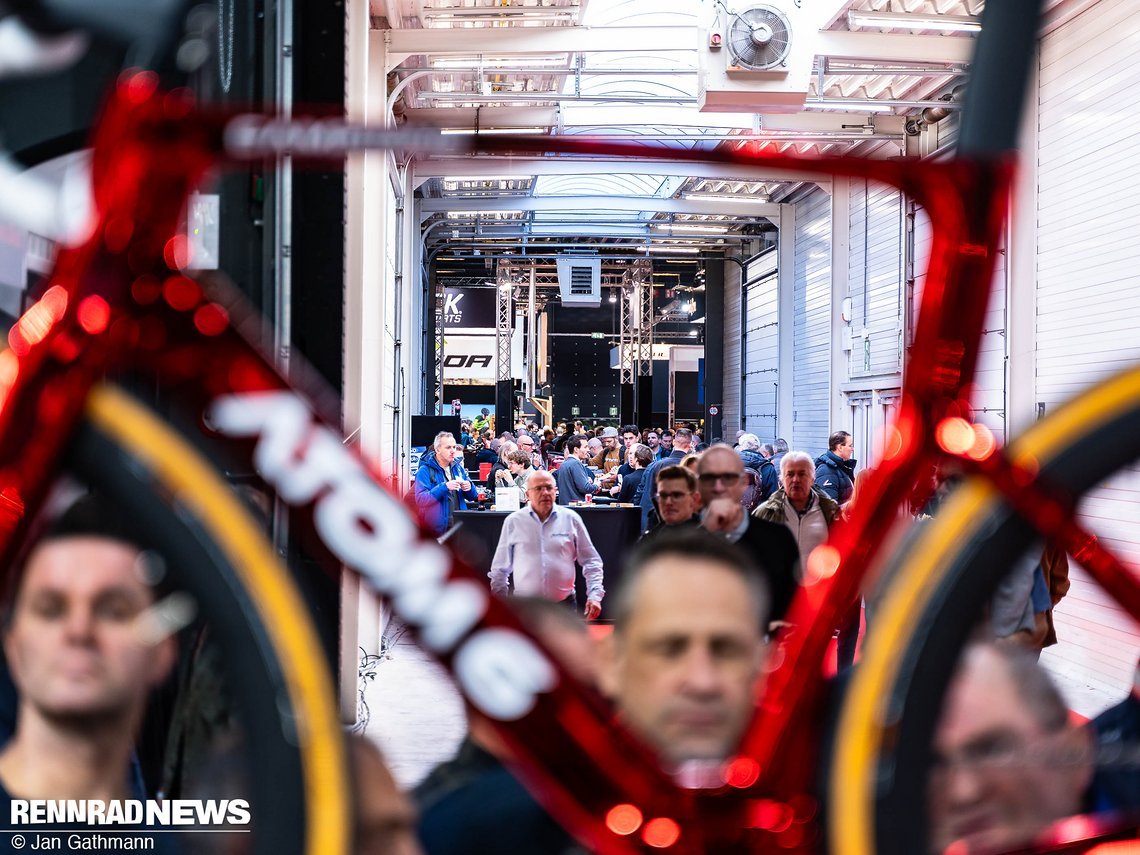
[443,287,497,331]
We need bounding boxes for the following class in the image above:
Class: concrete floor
[359,623,467,789]
[357,619,1128,789]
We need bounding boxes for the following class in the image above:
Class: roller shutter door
[847,179,903,381]
[742,249,778,442]
[1036,0,1140,710]
[792,188,831,456]
[723,259,743,437]
[909,200,1007,440]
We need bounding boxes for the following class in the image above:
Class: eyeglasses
[698,472,741,485]
[656,491,692,501]
[529,484,556,493]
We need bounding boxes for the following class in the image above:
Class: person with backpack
[736,433,778,503]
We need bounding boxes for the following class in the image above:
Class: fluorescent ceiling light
[847,11,981,32]
[432,56,570,69]
[442,176,523,183]
[425,9,578,20]
[445,211,520,218]
[682,193,771,204]
[807,99,894,114]
[652,223,730,235]
[645,245,700,254]
[441,127,550,135]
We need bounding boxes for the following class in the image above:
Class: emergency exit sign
[591,332,605,339]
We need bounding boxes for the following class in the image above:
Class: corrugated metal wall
[847,180,903,380]
[1036,0,1140,709]
[792,189,832,456]
[909,202,1006,439]
[722,257,743,437]
[742,249,779,442]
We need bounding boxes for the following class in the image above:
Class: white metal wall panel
[742,249,779,442]
[908,201,1007,439]
[723,259,743,437]
[973,234,1007,439]
[792,189,831,456]
[1036,1,1140,708]
[847,180,903,380]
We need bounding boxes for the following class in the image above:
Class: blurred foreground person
[929,642,1094,854]
[0,499,177,852]
[598,531,769,769]
[0,497,177,831]
[352,736,423,855]
[416,598,595,854]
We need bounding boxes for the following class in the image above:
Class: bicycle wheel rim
[68,383,349,855]
[829,365,1140,855]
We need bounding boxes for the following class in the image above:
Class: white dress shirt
[488,505,605,603]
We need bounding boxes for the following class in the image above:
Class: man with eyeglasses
[488,471,604,619]
[516,433,544,470]
[929,642,1096,854]
[640,466,701,540]
[697,445,800,624]
[638,428,693,531]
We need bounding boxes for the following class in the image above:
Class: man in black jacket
[697,445,800,625]
[814,431,856,505]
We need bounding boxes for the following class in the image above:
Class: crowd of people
[404,416,1140,852]
[0,435,1133,854]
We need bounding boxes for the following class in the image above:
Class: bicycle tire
[61,383,348,855]
[828,365,1140,855]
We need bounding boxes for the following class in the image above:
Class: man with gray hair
[736,433,778,503]
[754,451,840,562]
[414,431,479,534]
[771,438,789,473]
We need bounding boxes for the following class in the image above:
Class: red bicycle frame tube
[0,67,1101,853]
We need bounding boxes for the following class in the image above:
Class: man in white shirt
[488,471,604,619]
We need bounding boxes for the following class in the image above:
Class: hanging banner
[442,286,497,332]
[442,331,524,384]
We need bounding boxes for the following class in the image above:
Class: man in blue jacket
[414,431,479,535]
[814,430,856,505]
[638,427,692,531]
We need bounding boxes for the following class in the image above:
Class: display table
[452,505,641,619]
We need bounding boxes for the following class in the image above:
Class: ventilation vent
[556,256,602,307]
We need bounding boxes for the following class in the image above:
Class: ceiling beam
[384,25,696,70]
[385,24,972,71]
[413,157,827,187]
[418,195,782,220]
[402,105,757,131]
[815,30,974,64]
